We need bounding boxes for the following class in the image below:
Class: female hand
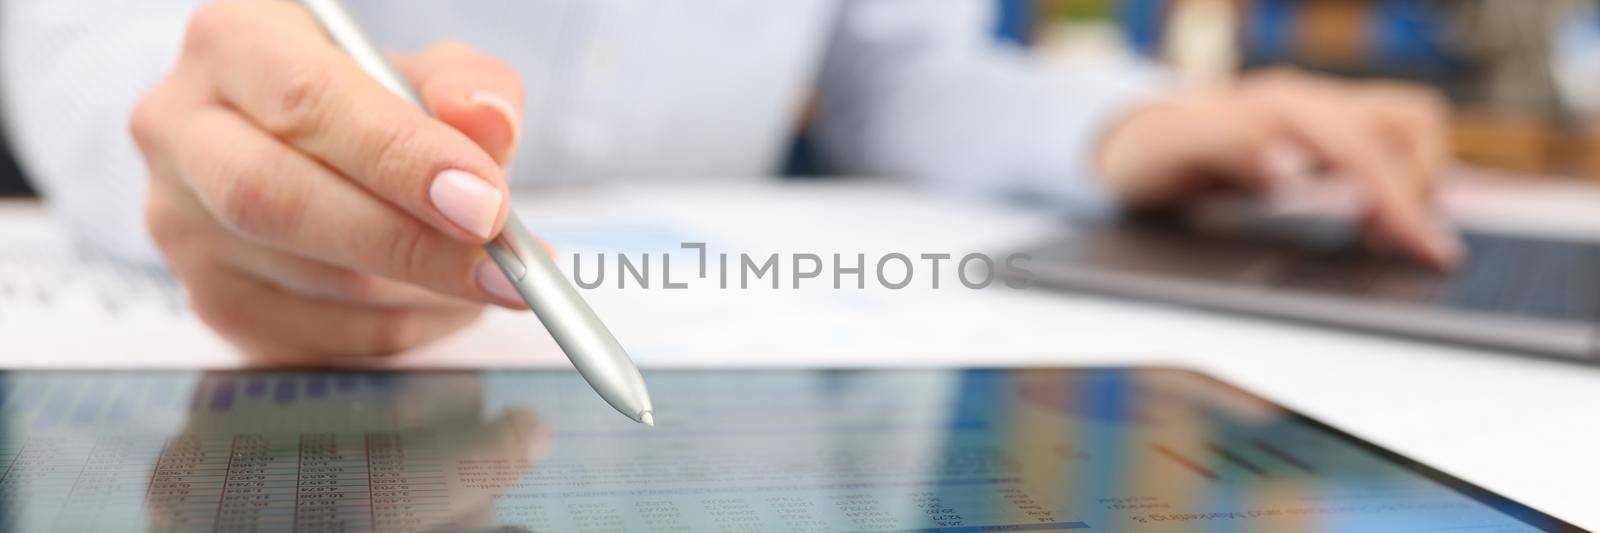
[1097,68,1460,268]
[131,0,529,362]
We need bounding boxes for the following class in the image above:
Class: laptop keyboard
[1275,232,1600,321]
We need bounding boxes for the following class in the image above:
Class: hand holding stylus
[134,0,654,425]
[298,0,653,424]
[132,1,529,359]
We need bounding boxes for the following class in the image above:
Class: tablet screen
[0,368,1577,532]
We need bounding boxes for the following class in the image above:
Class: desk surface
[4,173,1600,528]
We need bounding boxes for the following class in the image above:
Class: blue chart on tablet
[0,368,1578,532]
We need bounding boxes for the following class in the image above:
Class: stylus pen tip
[640,411,655,427]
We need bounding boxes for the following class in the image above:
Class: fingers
[139,1,528,361]
[152,185,483,361]
[396,42,525,165]
[162,106,525,307]
[183,0,509,242]
[184,255,485,363]
[1282,105,1458,267]
[148,153,488,361]
[1359,83,1451,193]
[222,240,482,310]
[1249,77,1461,268]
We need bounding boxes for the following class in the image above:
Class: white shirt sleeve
[0,0,201,264]
[814,0,1171,209]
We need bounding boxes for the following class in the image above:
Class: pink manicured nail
[475,259,524,306]
[429,169,502,239]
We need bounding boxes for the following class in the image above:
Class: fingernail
[469,90,520,146]
[429,169,503,239]
[475,259,525,307]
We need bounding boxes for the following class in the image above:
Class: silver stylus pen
[300,0,655,426]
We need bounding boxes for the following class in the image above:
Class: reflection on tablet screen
[0,368,1579,532]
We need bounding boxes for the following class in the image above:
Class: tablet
[0,368,1578,532]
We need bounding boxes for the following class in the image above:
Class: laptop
[1011,207,1600,361]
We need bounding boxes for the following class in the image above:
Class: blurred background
[1012,0,1600,181]
[5,0,1600,196]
